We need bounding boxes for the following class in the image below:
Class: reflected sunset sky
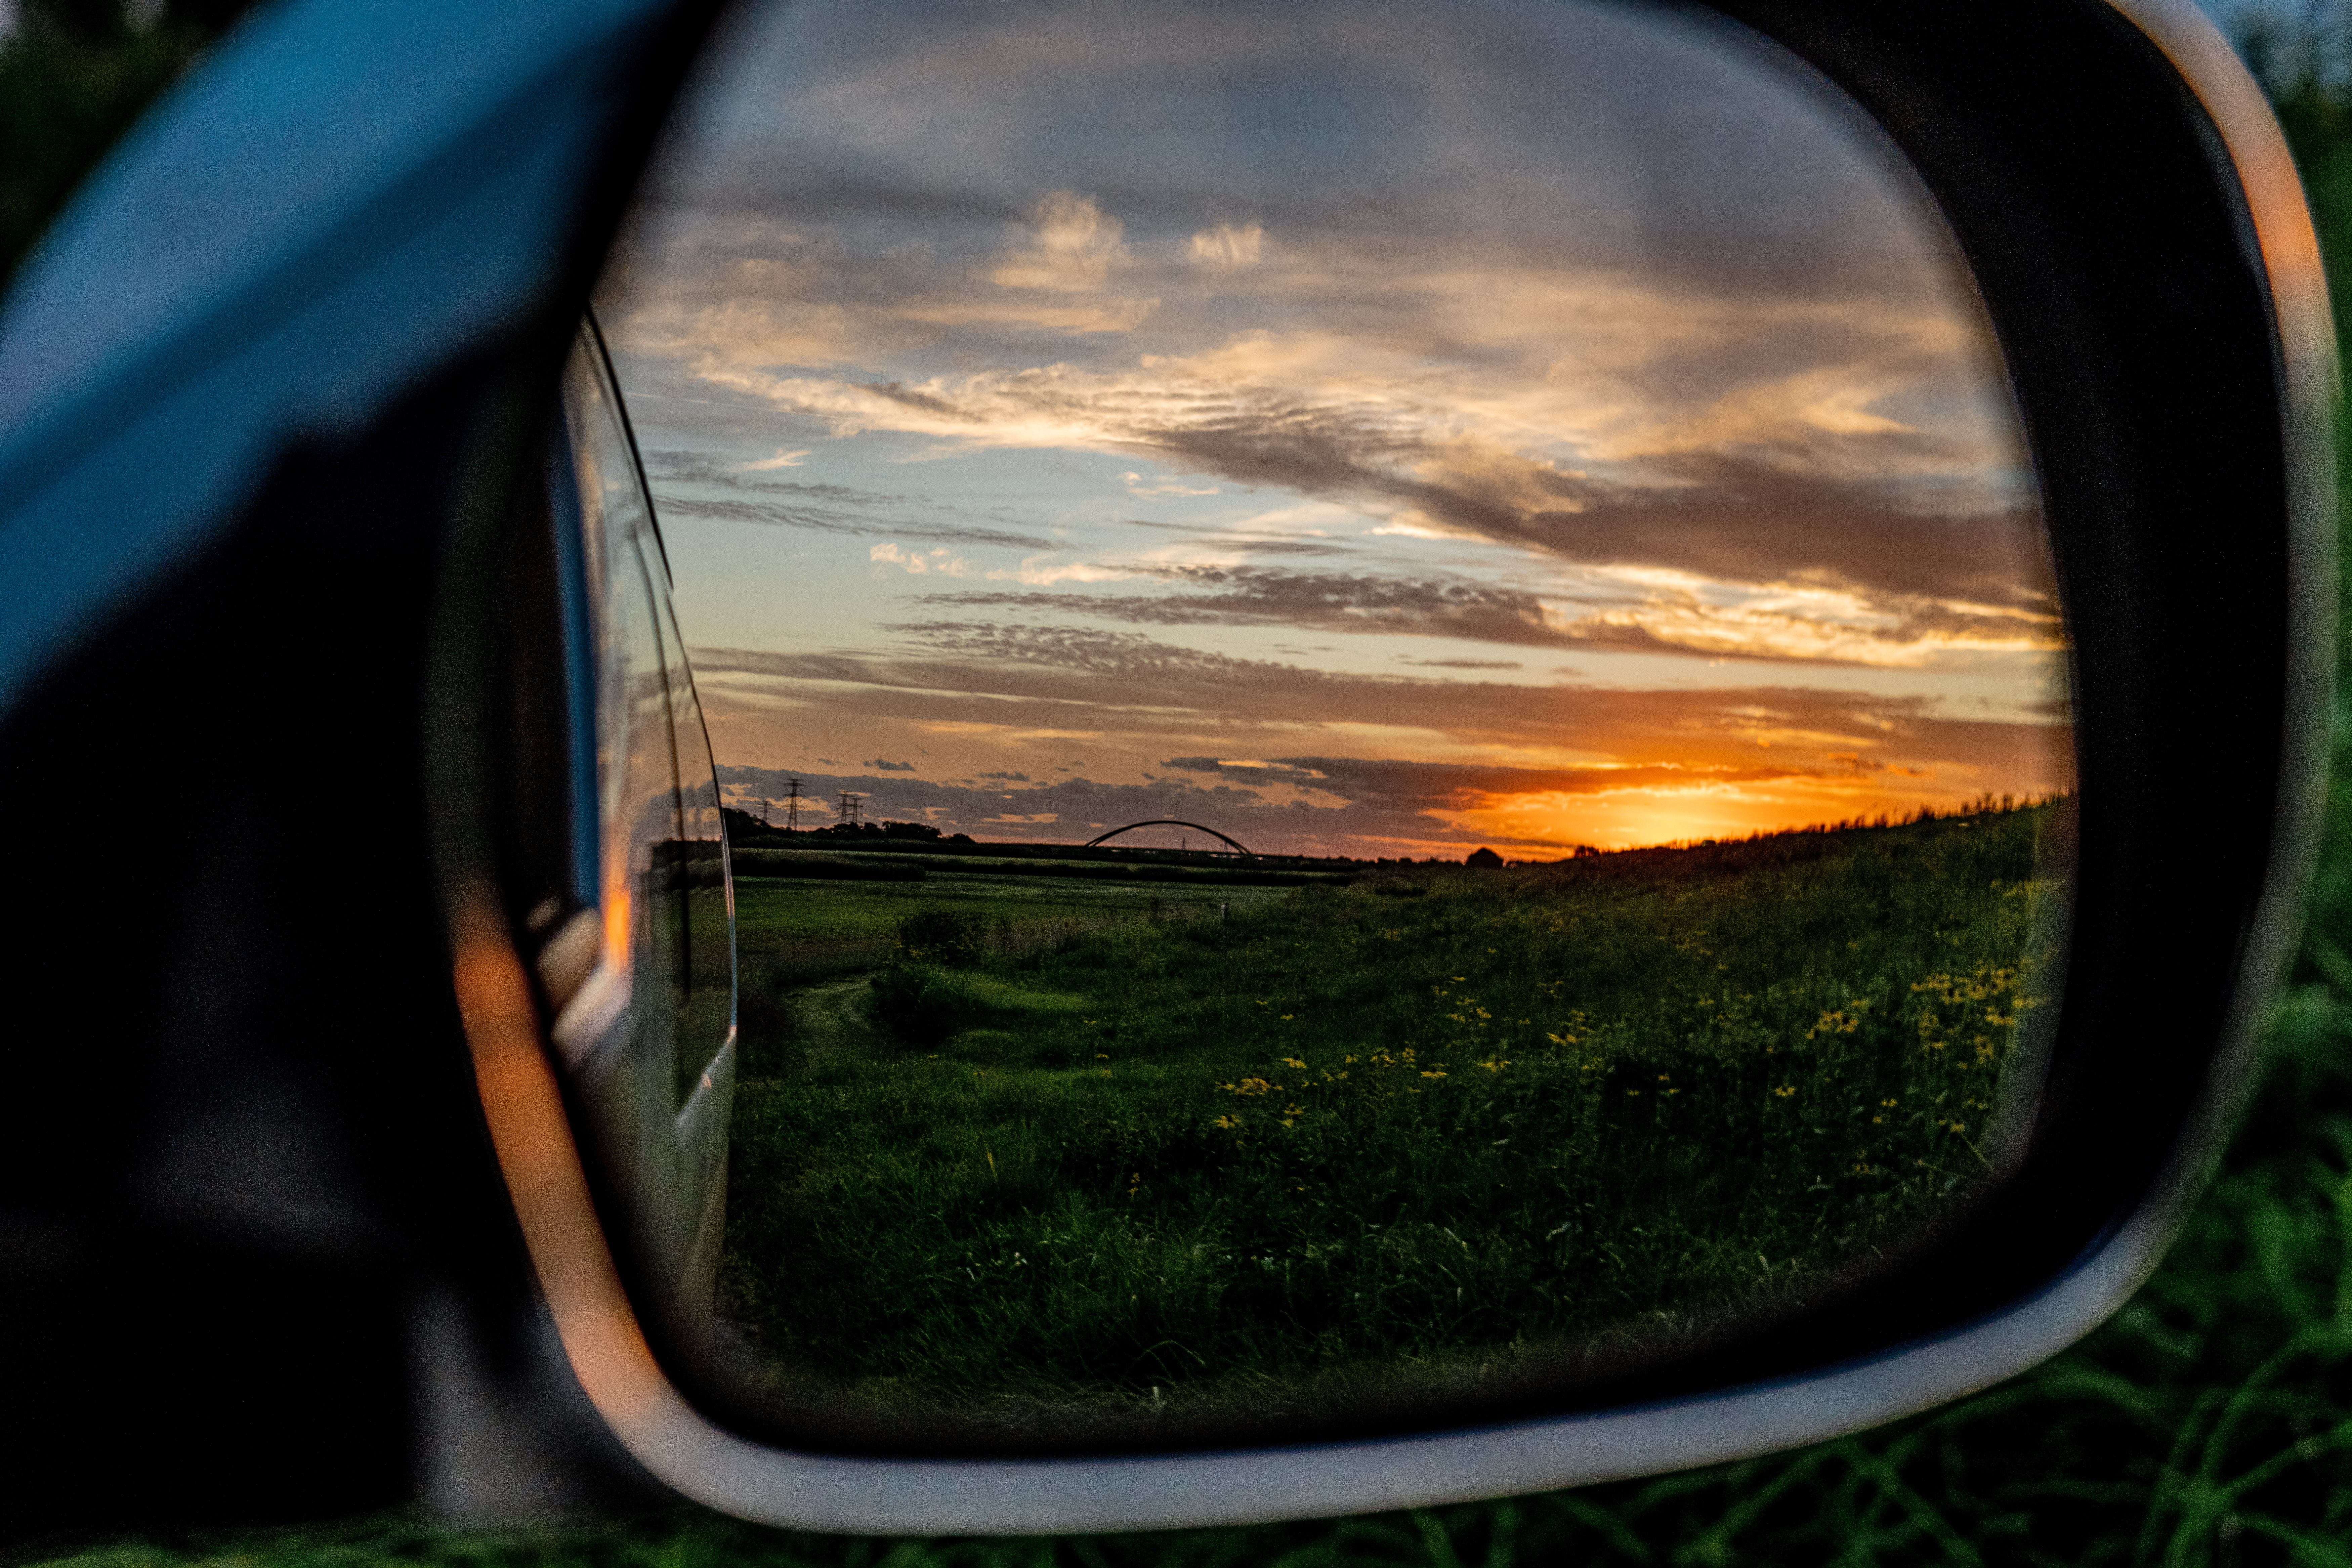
[597,0,2070,857]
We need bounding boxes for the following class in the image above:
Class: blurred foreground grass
[15,4,2352,1565]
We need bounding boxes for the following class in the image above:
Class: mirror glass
[588,0,2073,1445]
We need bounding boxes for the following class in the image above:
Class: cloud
[918,553,2059,666]
[702,624,2056,777]
[1105,517,1350,557]
[644,450,863,495]
[683,350,2050,638]
[1120,470,1219,497]
[872,542,974,577]
[746,448,811,470]
[1161,753,1805,807]
[921,568,1574,646]
[640,450,1061,550]
[659,493,1058,551]
[1379,448,2051,618]
[990,190,1140,294]
[612,0,2071,854]
[1188,222,1264,269]
[868,758,917,771]
[610,9,2056,662]
[880,620,1275,682]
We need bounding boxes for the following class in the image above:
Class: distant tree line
[711,791,2065,870]
[721,807,971,847]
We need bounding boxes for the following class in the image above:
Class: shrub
[893,906,988,966]
[867,963,1086,1047]
[866,964,970,1046]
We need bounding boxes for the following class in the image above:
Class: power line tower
[779,777,805,831]
[836,790,865,828]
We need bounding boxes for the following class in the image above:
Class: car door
[553,319,737,1365]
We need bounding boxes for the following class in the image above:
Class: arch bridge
[1081,819,1255,857]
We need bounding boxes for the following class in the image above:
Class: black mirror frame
[440,0,2333,1528]
[0,0,2327,1537]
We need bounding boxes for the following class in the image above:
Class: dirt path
[789,975,881,1066]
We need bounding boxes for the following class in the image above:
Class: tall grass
[714,807,2056,1431]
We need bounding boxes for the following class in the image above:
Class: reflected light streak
[603,881,633,971]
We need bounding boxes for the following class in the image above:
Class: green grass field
[732,866,1294,968]
[713,806,2056,1432]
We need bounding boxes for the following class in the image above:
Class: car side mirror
[0,0,2328,1535]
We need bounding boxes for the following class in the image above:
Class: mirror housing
[0,0,2328,1534]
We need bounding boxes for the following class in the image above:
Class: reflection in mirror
[590,0,2072,1443]
[555,329,737,1361]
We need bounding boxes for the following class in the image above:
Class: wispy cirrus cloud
[914,558,2059,666]
[641,449,1061,550]
[919,570,1576,647]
